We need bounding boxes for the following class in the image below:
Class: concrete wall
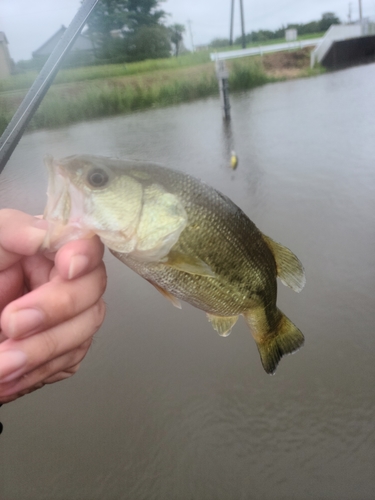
[310,24,362,67]
[322,35,375,69]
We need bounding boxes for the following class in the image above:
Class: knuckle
[92,299,106,331]
[45,370,76,384]
[42,331,60,358]
[66,362,81,376]
[56,290,76,316]
[97,264,108,296]
[73,340,92,364]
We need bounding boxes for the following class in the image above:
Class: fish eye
[87,168,109,188]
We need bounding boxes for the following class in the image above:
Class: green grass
[229,59,270,90]
[0,55,273,134]
[0,51,211,93]
[21,69,222,131]
[0,32,325,93]
[0,40,322,135]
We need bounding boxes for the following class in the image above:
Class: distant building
[0,32,13,79]
[285,29,297,42]
[32,25,96,61]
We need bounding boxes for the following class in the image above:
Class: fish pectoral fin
[262,235,306,293]
[164,251,217,278]
[149,281,182,309]
[244,307,304,374]
[206,313,238,337]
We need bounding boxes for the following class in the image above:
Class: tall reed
[0,56,272,134]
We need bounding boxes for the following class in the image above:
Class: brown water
[1,63,375,500]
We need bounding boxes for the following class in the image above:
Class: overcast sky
[1,0,374,61]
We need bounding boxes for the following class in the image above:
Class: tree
[85,0,167,58]
[86,0,167,35]
[319,12,340,32]
[125,25,171,61]
[127,0,167,31]
[86,0,129,40]
[169,23,185,57]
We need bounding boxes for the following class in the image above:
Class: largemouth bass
[43,155,306,374]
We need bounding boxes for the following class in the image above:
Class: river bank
[0,47,322,135]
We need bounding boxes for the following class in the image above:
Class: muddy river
[1,62,374,500]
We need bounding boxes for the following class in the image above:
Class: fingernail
[8,309,44,337]
[68,255,89,280]
[0,350,28,382]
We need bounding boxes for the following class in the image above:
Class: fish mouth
[42,155,94,251]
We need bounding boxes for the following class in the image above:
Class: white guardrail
[210,38,322,62]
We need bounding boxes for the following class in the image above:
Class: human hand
[0,209,107,403]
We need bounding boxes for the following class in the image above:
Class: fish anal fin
[149,281,182,309]
[206,313,238,337]
[244,307,304,374]
[263,235,306,293]
[164,251,216,278]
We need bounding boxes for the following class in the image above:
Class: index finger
[0,210,47,271]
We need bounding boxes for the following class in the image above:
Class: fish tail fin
[244,308,304,375]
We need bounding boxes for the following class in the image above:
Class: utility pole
[358,0,363,21]
[229,0,235,45]
[187,19,195,52]
[348,3,352,23]
[229,0,246,48]
[239,0,246,48]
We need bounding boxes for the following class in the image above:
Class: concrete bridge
[209,20,375,71]
[310,21,375,69]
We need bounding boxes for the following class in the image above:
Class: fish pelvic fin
[206,313,239,337]
[262,235,306,293]
[148,281,182,309]
[244,307,304,374]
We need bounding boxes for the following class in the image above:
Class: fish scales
[43,155,306,374]
[115,164,276,315]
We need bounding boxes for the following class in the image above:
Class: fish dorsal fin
[164,251,217,278]
[206,313,239,337]
[148,281,182,309]
[263,235,306,293]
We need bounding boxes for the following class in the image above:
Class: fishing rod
[0,0,100,434]
[0,0,99,174]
